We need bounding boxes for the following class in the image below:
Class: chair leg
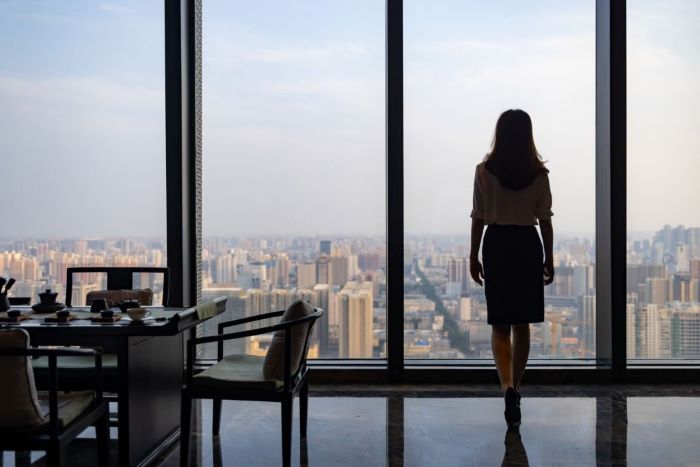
[15,451,32,467]
[300,380,309,439]
[180,393,192,467]
[47,443,66,467]
[96,411,111,467]
[281,396,293,467]
[213,398,222,435]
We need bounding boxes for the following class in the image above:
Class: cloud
[99,3,136,14]
[0,74,165,237]
[243,42,367,65]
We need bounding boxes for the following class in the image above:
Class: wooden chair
[180,302,323,467]
[65,266,171,307]
[0,328,109,467]
[34,267,171,392]
[33,266,172,439]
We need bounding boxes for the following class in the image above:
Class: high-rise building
[71,283,100,306]
[690,259,700,281]
[639,304,660,358]
[676,243,689,272]
[672,307,700,357]
[579,294,596,355]
[626,302,636,358]
[320,240,332,256]
[297,262,317,289]
[645,277,669,306]
[337,281,373,358]
[276,255,290,288]
[448,257,469,295]
[316,256,330,284]
[330,256,349,287]
[459,295,472,321]
[627,264,666,292]
[313,284,331,356]
[671,273,699,303]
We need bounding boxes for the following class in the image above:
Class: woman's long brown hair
[483,109,547,190]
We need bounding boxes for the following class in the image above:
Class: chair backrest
[86,289,154,307]
[66,267,170,307]
[0,329,45,429]
[262,301,321,381]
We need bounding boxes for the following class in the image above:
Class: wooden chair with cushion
[0,328,109,467]
[34,267,171,394]
[180,300,323,467]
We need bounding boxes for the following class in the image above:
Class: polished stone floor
[3,385,699,466]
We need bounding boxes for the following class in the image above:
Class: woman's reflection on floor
[502,427,529,467]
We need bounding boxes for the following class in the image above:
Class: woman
[469,109,555,428]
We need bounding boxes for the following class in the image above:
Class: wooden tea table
[0,297,227,467]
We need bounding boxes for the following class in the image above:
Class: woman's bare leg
[491,324,513,391]
[511,324,531,390]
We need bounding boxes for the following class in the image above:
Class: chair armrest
[0,347,99,358]
[217,310,285,333]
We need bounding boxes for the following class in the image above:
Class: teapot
[38,289,58,305]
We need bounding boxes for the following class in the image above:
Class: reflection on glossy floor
[163,385,700,467]
[2,385,699,466]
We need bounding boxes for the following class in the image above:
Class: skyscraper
[639,304,660,358]
[297,262,317,289]
[645,277,670,306]
[447,257,469,295]
[337,281,374,358]
[672,308,700,357]
[626,302,636,358]
[579,294,596,355]
[320,240,332,256]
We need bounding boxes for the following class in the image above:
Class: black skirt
[483,224,544,325]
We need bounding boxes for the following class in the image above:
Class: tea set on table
[89,298,152,323]
[1,286,153,324]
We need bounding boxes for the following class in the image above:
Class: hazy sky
[0,0,697,238]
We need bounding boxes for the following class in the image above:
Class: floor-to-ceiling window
[627,0,700,360]
[403,0,596,360]
[201,0,386,359]
[0,1,167,305]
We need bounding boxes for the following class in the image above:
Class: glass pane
[404,0,596,359]
[201,1,386,359]
[627,0,700,360]
[0,2,166,304]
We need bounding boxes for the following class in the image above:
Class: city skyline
[3,221,699,360]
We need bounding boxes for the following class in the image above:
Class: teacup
[117,300,141,313]
[7,309,21,318]
[56,309,70,319]
[127,307,151,322]
[100,309,115,319]
[90,298,113,313]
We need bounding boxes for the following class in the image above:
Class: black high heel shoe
[504,387,521,427]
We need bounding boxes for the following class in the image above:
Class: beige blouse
[470,162,553,225]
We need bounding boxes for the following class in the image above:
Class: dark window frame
[165,0,700,383]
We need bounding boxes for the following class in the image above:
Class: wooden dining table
[0,297,227,467]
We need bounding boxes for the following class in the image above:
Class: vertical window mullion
[595,0,627,378]
[387,0,405,381]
